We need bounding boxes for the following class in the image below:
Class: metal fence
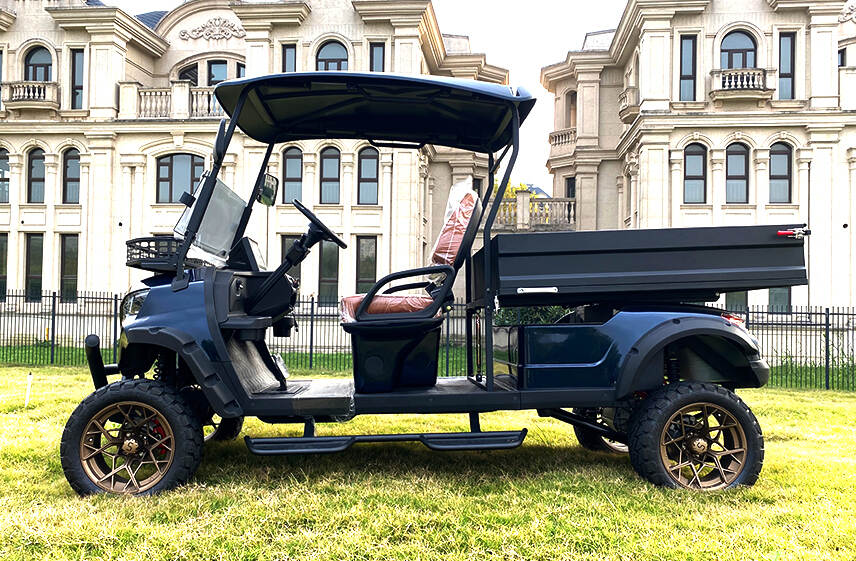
[0,291,854,391]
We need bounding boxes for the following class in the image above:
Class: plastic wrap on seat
[340,294,435,323]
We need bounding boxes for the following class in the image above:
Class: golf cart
[61,72,808,495]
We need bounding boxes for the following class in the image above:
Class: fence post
[50,292,57,365]
[112,294,119,363]
[744,306,750,330]
[309,296,315,369]
[824,307,831,390]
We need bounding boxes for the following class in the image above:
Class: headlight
[120,289,149,323]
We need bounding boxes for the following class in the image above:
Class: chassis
[61,72,807,495]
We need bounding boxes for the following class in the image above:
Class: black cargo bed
[473,224,808,307]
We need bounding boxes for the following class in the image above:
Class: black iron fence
[0,291,854,391]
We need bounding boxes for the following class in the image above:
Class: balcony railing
[618,86,639,123]
[120,82,227,120]
[190,87,224,118]
[710,68,772,101]
[139,88,171,118]
[1,81,60,110]
[549,127,577,146]
[493,192,576,232]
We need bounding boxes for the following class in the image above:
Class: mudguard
[123,326,244,418]
[614,314,767,400]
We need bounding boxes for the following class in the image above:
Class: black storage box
[344,320,443,393]
[473,224,808,307]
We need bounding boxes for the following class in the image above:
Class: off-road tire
[571,408,628,454]
[627,382,763,490]
[60,379,203,496]
[206,416,244,442]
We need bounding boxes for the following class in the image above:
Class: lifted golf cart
[61,72,808,496]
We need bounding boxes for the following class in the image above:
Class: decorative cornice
[230,1,311,30]
[179,17,245,40]
[0,8,15,32]
[352,0,430,27]
[46,7,168,56]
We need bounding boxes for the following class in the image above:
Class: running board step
[245,429,527,455]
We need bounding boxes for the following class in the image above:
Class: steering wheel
[293,199,347,249]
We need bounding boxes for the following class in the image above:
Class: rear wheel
[571,408,628,454]
[60,379,203,496]
[627,382,763,490]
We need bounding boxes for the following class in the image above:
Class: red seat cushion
[340,294,436,323]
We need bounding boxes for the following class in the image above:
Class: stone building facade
[542,0,856,308]
[0,0,504,303]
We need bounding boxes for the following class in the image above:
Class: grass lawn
[1,366,855,560]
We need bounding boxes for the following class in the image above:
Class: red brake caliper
[150,419,167,456]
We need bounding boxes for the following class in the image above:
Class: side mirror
[213,119,228,165]
[257,174,278,206]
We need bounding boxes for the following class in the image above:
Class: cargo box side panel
[521,325,619,389]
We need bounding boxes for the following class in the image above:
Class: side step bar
[245,428,527,455]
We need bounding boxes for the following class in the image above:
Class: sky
[111,0,628,194]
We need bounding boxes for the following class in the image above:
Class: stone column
[43,153,59,293]
[78,155,91,291]
[808,134,837,304]
[796,149,812,218]
[303,152,316,207]
[341,151,355,298]
[85,133,116,292]
[8,155,22,289]
[638,17,673,112]
[574,162,599,231]
[515,190,531,231]
[171,80,191,120]
[754,148,770,218]
[710,149,726,223]
[616,175,626,228]
[638,141,670,228]
[628,160,639,229]
[669,150,683,226]
[808,9,841,109]
[575,68,602,149]
[849,149,856,305]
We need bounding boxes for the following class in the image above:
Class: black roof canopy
[214,72,535,153]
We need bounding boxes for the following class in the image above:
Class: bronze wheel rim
[79,401,175,494]
[659,402,747,490]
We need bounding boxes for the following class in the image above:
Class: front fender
[124,326,243,418]
[614,315,765,399]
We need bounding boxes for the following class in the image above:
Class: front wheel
[60,379,203,496]
[627,382,763,490]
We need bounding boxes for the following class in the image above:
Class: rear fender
[615,316,763,399]
[124,326,243,417]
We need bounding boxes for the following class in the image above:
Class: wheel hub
[121,438,140,455]
[688,436,708,455]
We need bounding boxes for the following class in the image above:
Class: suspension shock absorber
[665,347,681,384]
[153,350,177,385]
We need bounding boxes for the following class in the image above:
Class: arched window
[769,142,792,204]
[725,143,750,204]
[62,149,80,204]
[282,147,302,203]
[721,31,756,69]
[156,153,204,204]
[683,143,707,204]
[27,148,45,203]
[316,41,348,71]
[357,147,379,205]
[25,47,52,81]
[0,149,9,204]
[178,64,198,86]
[319,147,340,204]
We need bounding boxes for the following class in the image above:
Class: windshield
[174,172,246,265]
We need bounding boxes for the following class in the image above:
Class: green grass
[1,366,855,560]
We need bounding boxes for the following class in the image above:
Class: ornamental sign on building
[178,17,246,41]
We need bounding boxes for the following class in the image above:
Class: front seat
[340,180,482,392]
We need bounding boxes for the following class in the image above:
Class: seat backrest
[429,183,482,272]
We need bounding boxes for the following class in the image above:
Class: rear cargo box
[473,224,807,307]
